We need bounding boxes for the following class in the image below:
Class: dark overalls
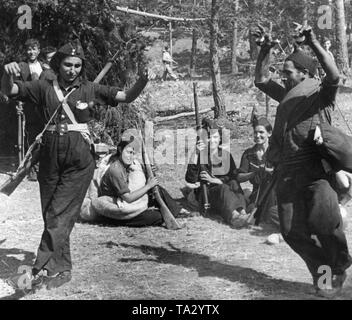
[15,77,119,276]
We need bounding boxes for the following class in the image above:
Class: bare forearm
[309,40,339,83]
[121,184,151,203]
[255,48,272,85]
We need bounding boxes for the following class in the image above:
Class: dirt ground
[1,82,352,301]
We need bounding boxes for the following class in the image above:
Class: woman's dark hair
[202,118,224,146]
[252,116,273,133]
[109,140,132,164]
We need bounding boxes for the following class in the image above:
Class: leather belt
[46,123,89,135]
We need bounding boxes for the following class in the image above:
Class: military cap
[49,40,86,73]
[56,41,85,60]
[286,49,318,77]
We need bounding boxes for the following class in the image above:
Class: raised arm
[296,25,339,84]
[253,25,286,102]
[1,62,21,96]
[114,67,155,103]
[253,25,279,85]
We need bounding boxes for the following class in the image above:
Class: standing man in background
[162,46,178,81]
[16,39,45,181]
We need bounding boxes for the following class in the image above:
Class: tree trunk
[231,0,239,74]
[303,0,308,26]
[248,0,258,61]
[334,0,349,75]
[190,28,198,77]
[209,0,226,119]
[169,22,173,68]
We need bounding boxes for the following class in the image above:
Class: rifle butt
[93,62,113,83]
[0,171,27,196]
[154,186,182,230]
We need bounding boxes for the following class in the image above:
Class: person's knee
[91,196,117,217]
[80,198,99,222]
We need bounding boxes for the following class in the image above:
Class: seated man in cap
[2,40,154,291]
[253,24,352,297]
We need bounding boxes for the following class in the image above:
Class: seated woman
[185,120,247,227]
[81,140,180,227]
[237,117,280,242]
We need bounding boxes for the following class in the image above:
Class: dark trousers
[276,163,352,279]
[109,186,181,227]
[207,181,246,223]
[33,132,95,275]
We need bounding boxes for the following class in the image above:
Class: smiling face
[120,146,135,166]
[281,60,307,92]
[26,45,40,63]
[253,125,271,146]
[59,56,82,84]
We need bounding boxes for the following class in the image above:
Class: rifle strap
[53,79,92,145]
[53,79,78,125]
[17,86,77,171]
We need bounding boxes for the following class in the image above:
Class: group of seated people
[80,116,278,231]
[183,116,280,240]
[80,116,351,244]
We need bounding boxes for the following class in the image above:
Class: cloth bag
[315,108,352,173]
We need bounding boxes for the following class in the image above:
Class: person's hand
[151,164,157,173]
[196,140,207,153]
[199,171,214,184]
[293,23,317,46]
[264,166,274,174]
[249,162,261,172]
[147,176,159,189]
[3,62,21,77]
[252,24,280,54]
[0,91,9,103]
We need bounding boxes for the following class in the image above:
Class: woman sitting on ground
[237,117,280,241]
[83,140,181,227]
[185,119,247,227]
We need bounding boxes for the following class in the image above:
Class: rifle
[247,171,277,225]
[16,101,25,163]
[93,50,120,84]
[0,57,116,196]
[193,82,210,215]
[139,121,182,230]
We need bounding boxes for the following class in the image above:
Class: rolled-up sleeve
[109,165,130,196]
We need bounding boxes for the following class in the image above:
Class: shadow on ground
[117,242,320,300]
